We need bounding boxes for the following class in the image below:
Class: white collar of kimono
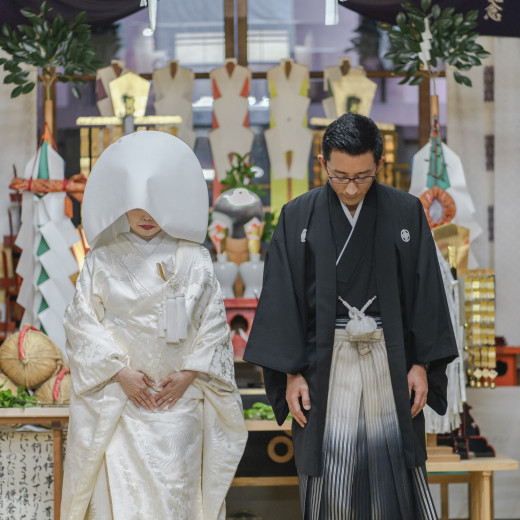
[126,229,166,252]
[82,131,209,249]
[124,231,176,275]
[335,195,365,266]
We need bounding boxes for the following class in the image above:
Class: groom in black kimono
[244,113,458,519]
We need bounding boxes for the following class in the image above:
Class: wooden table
[245,420,292,432]
[239,421,518,520]
[232,420,298,487]
[0,406,69,520]
[0,412,516,520]
[426,454,518,520]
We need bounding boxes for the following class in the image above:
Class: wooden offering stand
[427,433,461,462]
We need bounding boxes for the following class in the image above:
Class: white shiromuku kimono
[61,231,247,520]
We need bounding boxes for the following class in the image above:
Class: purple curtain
[339,0,520,37]
[3,0,517,37]
[1,0,144,28]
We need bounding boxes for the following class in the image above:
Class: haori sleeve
[409,199,459,366]
[64,252,129,395]
[243,207,308,424]
[409,199,459,414]
[180,264,235,390]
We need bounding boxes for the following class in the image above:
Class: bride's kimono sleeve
[180,254,235,390]
[64,251,129,394]
[180,250,247,518]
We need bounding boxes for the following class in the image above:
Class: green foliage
[0,1,103,99]
[261,210,277,243]
[243,401,292,421]
[380,1,490,87]
[221,152,265,197]
[0,384,40,408]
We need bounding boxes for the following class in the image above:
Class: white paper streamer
[16,146,79,353]
[140,0,157,32]
[419,17,432,66]
[325,0,339,25]
[409,141,483,267]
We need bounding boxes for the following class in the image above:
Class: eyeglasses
[325,163,377,185]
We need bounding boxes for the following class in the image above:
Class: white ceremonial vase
[239,253,264,298]
[214,253,238,299]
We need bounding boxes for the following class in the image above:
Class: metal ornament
[213,188,264,239]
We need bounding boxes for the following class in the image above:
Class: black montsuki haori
[244,181,458,476]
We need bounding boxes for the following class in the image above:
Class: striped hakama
[299,328,438,519]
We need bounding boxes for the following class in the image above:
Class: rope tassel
[338,295,378,339]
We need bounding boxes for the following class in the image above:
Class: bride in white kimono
[61,131,247,520]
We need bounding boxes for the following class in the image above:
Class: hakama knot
[338,295,378,341]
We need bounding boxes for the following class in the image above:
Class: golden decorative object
[108,72,150,118]
[433,223,470,271]
[458,269,496,389]
[322,59,377,118]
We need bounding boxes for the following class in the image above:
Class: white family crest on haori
[82,131,209,248]
[401,229,410,242]
[15,136,80,352]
